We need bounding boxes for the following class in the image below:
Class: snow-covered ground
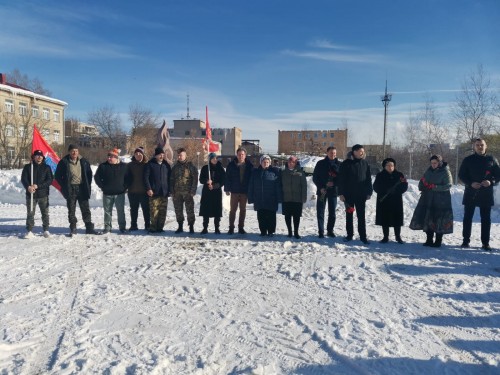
[0,167,499,375]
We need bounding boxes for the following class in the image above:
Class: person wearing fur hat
[144,147,172,233]
[55,144,99,236]
[199,153,226,234]
[410,154,453,247]
[125,147,150,231]
[338,144,373,244]
[373,158,408,244]
[171,148,198,233]
[21,150,54,238]
[248,155,282,236]
[94,148,129,234]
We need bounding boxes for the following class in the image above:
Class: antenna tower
[186,93,191,119]
[381,80,392,158]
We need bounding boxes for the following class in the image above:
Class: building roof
[0,83,68,107]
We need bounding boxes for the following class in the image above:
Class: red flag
[32,125,62,192]
[203,106,220,152]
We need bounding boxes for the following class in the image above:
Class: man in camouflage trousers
[170,148,198,233]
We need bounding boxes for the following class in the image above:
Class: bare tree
[418,94,448,155]
[451,64,498,144]
[7,69,52,96]
[87,105,124,149]
[0,102,50,168]
[127,104,160,156]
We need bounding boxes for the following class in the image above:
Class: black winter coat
[224,157,253,194]
[338,158,373,201]
[199,161,226,217]
[94,161,129,195]
[248,166,282,211]
[144,158,172,198]
[458,153,500,207]
[21,161,54,199]
[54,156,93,200]
[373,170,408,227]
[312,157,341,197]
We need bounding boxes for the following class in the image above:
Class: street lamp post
[196,151,200,169]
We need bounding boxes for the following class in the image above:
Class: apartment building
[0,73,67,167]
[278,129,348,159]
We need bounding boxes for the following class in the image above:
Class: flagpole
[30,158,34,215]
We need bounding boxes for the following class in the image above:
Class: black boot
[394,226,405,244]
[423,231,434,246]
[380,226,389,243]
[293,217,301,239]
[189,223,194,234]
[175,222,184,234]
[431,233,443,248]
[228,226,235,235]
[285,215,292,237]
[201,218,209,234]
[214,218,221,234]
[85,223,100,235]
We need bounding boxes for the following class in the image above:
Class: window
[314,133,318,138]
[7,147,15,159]
[185,130,190,136]
[4,100,14,113]
[201,130,206,136]
[53,130,60,142]
[291,133,294,139]
[322,132,327,138]
[297,133,302,139]
[19,126,26,138]
[42,129,50,138]
[323,142,326,146]
[6,124,14,137]
[330,142,334,147]
[32,106,39,118]
[306,133,310,139]
[19,102,28,116]
[43,108,50,120]
[53,110,60,123]
[330,133,335,138]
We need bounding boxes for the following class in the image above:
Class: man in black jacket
[21,150,54,238]
[338,144,373,244]
[313,146,341,238]
[55,144,99,236]
[224,147,253,234]
[144,147,172,233]
[94,148,129,234]
[458,138,500,251]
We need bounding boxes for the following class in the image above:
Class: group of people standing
[21,139,499,250]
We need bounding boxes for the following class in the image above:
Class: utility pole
[381,80,392,159]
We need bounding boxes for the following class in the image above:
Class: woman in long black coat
[199,153,226,234]
[373,158,408,243]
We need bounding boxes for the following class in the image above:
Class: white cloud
[282,49,384,64]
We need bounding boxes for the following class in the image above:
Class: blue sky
[2,0,499,152]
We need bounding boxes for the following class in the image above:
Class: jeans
[103,193,126,231]
[316,194,337,234]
